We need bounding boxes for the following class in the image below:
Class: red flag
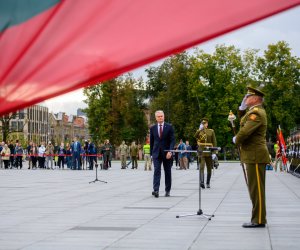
[277,127,288,165]
[0,0,299,115]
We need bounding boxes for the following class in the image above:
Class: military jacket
[195,128,217,156]
[130,145,138,157]
[236,105,269,164]
[119,144,128,155]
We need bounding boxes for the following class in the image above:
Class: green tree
[256,41,300,139]
[146,53,194,141]
[190,45,262,147]
[84,75,148,146]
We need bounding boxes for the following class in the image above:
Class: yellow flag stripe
[256,164,262,224]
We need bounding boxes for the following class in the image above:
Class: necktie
[159,124,163,139]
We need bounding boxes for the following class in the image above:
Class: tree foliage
[83,75,148,146]
[256,41,300,139]
[84,41,299,150]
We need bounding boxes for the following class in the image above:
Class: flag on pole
[0,0,300,116]
[277,126,288,165]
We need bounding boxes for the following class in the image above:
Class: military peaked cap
[246,86,265,97]
[201,117,209,124]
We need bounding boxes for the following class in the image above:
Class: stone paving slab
[0,161,299,250]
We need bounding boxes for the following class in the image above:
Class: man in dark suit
[150,110,175,198]
[71,137,81,170]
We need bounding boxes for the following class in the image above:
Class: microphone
[203,147,221,151]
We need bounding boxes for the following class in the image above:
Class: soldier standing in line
[195,118,217,189]
[233,86,269,228]
[102,139,112,170]
[119,141,128,169]
[130,141,138,169]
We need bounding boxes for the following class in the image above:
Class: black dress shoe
[242,222,265,228]
[152,191,159,198]
[206,183,210,188]
[200,183,205,189]
[165,191,170,197]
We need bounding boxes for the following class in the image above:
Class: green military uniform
[119,141,128,169]
[130,143,139,169]
[235,86,269,226]
[195,118,217,188]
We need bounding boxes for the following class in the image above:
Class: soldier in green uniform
[130,141,139,169]
[119,141,128,169]
[195,118,217,189]
[234,86,269,228]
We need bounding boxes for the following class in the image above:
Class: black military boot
[206,173,211,188]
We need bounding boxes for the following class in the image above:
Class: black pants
[31,156,37,168]
[58,156,65,168]
[103,154,110,169]
[15,156,22,169]
[153,151,172,192]
[4,160,9,169]
[38,157,45,168]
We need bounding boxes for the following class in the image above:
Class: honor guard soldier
[233,86,269,228]
[195,118,217,189]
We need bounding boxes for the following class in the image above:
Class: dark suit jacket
[71,141,81,153]
[150,122,175,159]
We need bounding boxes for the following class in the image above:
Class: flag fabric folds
[0,0,299,115]
[277,126,288,166]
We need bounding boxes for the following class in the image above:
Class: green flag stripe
[0,0,60,32]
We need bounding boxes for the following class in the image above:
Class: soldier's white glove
[239,95,248,111]
[199,124,204,130]
[232,136,236,144]
[212,154,217,160]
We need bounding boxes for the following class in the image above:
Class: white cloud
[44,89,87,115]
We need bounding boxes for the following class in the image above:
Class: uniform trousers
[131,156,138,169]
[200,155,213,183]
[246,163,267,224]
[120,155,127,168]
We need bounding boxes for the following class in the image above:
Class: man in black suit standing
[150,110,175,198]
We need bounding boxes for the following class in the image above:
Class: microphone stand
[89,163,107,184]
[167,148,220,220]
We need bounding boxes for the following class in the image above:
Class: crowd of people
[0,137,205,171]
[0,138,100,170]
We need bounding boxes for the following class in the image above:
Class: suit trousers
[246,163,267,224]
[153,151,172,192]
[72,152,81,170]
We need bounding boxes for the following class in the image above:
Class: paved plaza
[0,161,300,250]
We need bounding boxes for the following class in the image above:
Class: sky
[44,6,300,115]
